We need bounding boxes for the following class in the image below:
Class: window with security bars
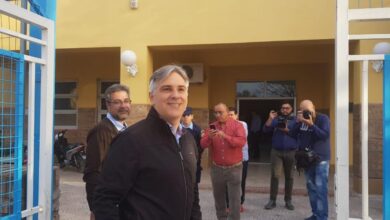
[98,80,119,121]
[55,82,78,129]
[0,50,24,218]
[236,81,296,98]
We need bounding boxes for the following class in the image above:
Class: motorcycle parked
[54,130,86,172]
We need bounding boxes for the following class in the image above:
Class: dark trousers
[248,132,260,159]
[269,148,295,202]
[226,160,249,206]
[240,160,248,204]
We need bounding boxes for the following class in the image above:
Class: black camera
[276,114,291,128]
[303,110,312,119]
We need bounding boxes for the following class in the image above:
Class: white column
[38,21,55,220]
[26,62,36,220]
[361,60,371,220]
[335,0,350,219]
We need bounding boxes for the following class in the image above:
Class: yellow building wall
[152,42,334,107]
[352,40,387,104]
[56,0,338,104]
[54,0,390,167]
[56,48,120,108]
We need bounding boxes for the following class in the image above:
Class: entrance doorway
[237,98,295,163]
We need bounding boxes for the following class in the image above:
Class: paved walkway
[59,164,383,220]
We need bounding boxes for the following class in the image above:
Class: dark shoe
[285,201,295,210]
[264,200,276,210]
[304,215,316,220]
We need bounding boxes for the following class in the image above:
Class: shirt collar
[167,123,184,144]
[181,122,194,130]
[106,113,127,132]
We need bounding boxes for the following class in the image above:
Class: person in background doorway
[181,106,203,219]
[83,84,131,220]
[93,65,201,220]
[201,103,246,220]
[249,111,261,160]
[262,101,297,211]
[290,100,331,220]
[226,107,249,213]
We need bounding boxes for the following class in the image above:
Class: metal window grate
[0,49,24,219]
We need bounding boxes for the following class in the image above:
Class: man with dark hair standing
[83,84,131,220]
[291,100,331,220]
[201,103,246,220]
[263,102,297,211]
[181,107,203,219]
[93,65,200,220]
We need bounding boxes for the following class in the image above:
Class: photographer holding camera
[291,100,330,220]
[263,102,297,211]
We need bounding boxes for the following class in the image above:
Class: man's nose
[170,89,181,97]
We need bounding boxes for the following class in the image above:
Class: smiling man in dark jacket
[93,65,200,220]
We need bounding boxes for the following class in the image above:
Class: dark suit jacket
[93,107,201,220]
[83,118,118,184]
[185,123,203,183]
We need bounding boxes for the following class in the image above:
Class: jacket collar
[146,106,188,136]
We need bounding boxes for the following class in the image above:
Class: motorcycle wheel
[74,153,86,173]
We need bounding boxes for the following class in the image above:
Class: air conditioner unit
[179,63,204,83]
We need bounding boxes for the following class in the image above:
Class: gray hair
[149,64,189,94]
[104,84,130,101]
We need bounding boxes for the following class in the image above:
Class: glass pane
[55,98,76,110]
[55,114,77,126]
[55,82,77,94]
[101,98,107,110]
[236,82,265,97]
[265,81,295,97]
[100,81,119,94]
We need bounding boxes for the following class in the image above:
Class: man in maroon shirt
[201,103,246,220]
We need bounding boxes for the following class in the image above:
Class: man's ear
[149,92,153,101]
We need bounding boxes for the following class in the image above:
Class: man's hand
[297,110,314,127]
[208,129,226,139]
[278,127,289,133]
[265,110,278,126]
[269,110,278,120]
[208,129,218,138]
[215,130,226,138]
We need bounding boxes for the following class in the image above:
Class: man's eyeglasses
[281,106,292,110]
[213,111,224,115]
[108,99,132,106]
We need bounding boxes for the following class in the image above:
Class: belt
[212,161,242,169]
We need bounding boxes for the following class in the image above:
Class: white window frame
[54,81,78,129]
[97,80,119,122]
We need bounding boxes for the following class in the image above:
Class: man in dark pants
[181,106,203,219]
[93,65,201,220]
[83,84,131,220]
[263,102,297,210]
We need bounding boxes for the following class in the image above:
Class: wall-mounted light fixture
[130,0,138,9]
[372,42,390,73]
[121,50,138,77]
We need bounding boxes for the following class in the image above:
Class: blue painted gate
[0,50,25,220]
